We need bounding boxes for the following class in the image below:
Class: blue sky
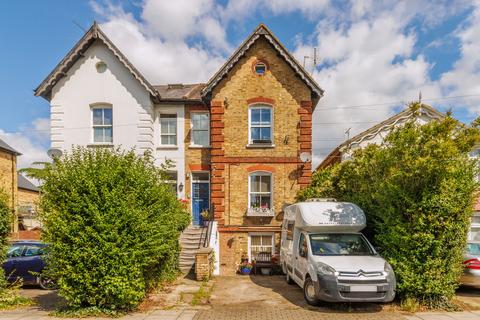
[1,0,480,167]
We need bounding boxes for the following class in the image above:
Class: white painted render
[154,105,186,200]
[50,40,154,154]
[48,40,186,199]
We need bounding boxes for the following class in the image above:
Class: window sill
[87,143,114,148]
[157,145,178,150]
[246,144,275,148]
[189,145,211,149]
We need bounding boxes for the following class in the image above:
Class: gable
[35,22,159,102]
[201,24,324,105]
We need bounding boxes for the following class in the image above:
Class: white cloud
[88,0,479,170]
[0,118,50,169]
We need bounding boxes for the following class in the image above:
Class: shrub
[299,103,480,307]
[29,147,189,312]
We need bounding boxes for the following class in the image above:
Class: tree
[26,147,190,312]
[299,103,480,307]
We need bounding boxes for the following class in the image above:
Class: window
[286,221,295,240]
[249,107,272,144]
[249,234,274,261]
[254,62,267,75]
[160,114,177,146]
[191,112,209,146]
[92,107,113,143]
[249,172,272,209]
[165,171,178,195]
[24,245,44,257]
[298,233,307,258]
[7,245,24,258]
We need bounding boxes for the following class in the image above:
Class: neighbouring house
[315,104,445,171]
[0,137,41,237]
[0,138,20,233]
[34,22,323,275]
[17,173,40,231]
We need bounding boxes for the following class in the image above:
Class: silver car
[461,242,480,287]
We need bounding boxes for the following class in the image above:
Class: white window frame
[91,104,113,144]
[248,105,273,145]
[159,113,178,146]
[248,171,273,210]
[190,112,210,147]
[470,212,480,241]
[248,232,275,262]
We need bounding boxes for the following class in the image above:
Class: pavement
[1,276,480,319]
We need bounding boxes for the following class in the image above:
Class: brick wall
[0,150,18,232]
[209,37,314,275]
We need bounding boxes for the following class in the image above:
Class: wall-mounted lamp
[179,182,184,192]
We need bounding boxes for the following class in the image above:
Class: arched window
[249,105,273,145]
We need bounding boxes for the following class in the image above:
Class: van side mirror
[299,246,307,258]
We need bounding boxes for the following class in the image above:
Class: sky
[1,0,480,169]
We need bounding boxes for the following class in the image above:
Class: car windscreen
[309,233,375,256]
[467,243,480,255]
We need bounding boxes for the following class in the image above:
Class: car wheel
[303,277,320,306]
[38,276,57,290]
[286,270,295,285]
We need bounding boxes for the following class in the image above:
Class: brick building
[34,23,323,274]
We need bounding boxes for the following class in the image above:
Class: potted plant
[238,255,252,275]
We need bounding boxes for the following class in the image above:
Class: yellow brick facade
[0,150,18,232]
[207,37,315,275]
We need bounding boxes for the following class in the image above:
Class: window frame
[91,104,113,144]
[159,113,178,146]
[190,112,210,147]
[248,232,275,262]
[248,105,273,145]
[248,171,273,210]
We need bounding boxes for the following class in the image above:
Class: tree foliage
[299,103,480,306]
[27,147,190,312]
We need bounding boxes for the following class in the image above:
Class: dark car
[2,241,56,290]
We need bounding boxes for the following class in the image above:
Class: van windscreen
[309,234,375,256]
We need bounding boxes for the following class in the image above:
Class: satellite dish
[300,152,311,163]
[47,148,63,159]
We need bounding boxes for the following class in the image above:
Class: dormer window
[254,62,267,75]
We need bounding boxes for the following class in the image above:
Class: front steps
[179,225,207,273]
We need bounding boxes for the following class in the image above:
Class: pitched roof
[0,137,21,155]
[17,174,39,192]
[315,104,445,171]
[35,22,160,102]
[154,83,205,102]
[201,24,324,103]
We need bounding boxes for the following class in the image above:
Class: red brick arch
[246,164,276,173]
[246,96,275,105]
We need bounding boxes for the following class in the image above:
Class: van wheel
[39,276,58,290]
[286,271,295,285]
[303,277,320,306]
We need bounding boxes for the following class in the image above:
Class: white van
[280,199,396,305]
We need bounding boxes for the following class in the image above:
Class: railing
[246,207,275,217]
[202,220,214,248]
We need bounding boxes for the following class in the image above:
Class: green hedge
[31,147,189,312]
[299,104,480,306]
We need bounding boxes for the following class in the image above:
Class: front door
[191,172,210,226]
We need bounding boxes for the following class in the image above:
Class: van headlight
[384,262,393,274]
[317,262,336,276]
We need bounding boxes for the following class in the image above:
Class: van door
[293,232,309,285]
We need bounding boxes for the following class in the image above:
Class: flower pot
[240,267,252,275]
